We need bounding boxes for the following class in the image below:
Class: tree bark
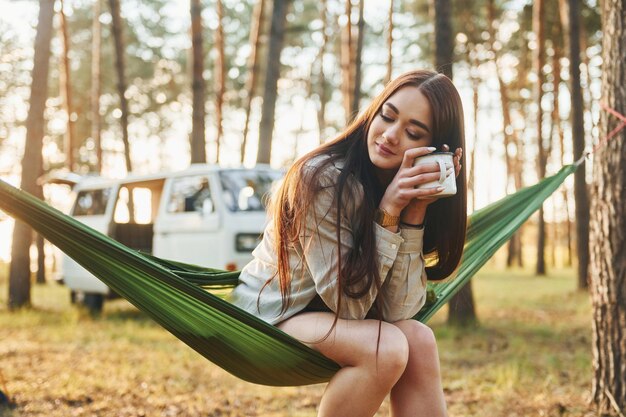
[92,0,102,173]
[340,0,354,123]
[532,0,547,276]
[34,164,46,284]
[567,0,591,289]
[108,0,132,173]
[385,0,393,85]
[241,0,265,163]
[190,0,206,164]
[59,0,76,172]
[8,0,55,309]
[487,0,523,268]
[434,0,453,78]
[590,0,626,413]
[315,0,328,144]
[257,0,289,165]
[214,0,225,163]
[350,0,364,116]
[550,41,563,268]
[433,0,477,325]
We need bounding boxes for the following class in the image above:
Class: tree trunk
[532,0,547,276]
[257,0,289,165]
[550,42,563,268]
[350,0,364,116]
[190,0,206,164]
[469,71,478,213]
[340,0,353,123]
[241,0,265,163]
[385,0,393,85]
[92,0,102,173]
[433,0,477,325]
[555,1,575,267]
[8,0,55,309]
[59,0,76,172]
[108,0,132,173]
[487,0,523,268]
[434,0,453,77]
[34,166,46,284]
[566,0,591,289]
[590,1,626,413]
[214,0,225,163]
[315,0,328,144]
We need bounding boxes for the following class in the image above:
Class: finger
[407,186,445,199]
[402,146,436,169]
[401,171,446,188]
[407,161,448,176]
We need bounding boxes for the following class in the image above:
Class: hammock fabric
[0,162,578,386]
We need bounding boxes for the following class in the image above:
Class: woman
[230,69,466,417]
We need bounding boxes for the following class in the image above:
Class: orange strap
[592,102,626,154]
[575,102,626,165]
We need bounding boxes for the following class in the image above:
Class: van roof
[73,164,280,189]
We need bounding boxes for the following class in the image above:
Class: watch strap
[375,208,400,227]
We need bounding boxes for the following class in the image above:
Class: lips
[377,143,396,156]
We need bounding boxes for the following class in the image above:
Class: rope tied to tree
[576,102,626,166]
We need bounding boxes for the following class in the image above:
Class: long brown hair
[268,69,467,316]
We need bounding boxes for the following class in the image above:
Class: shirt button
[391,244,397,250]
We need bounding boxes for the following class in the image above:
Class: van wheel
[82,293,104,314]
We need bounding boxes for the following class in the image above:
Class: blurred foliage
[0,0,602,175]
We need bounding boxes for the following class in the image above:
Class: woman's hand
[378,147,449,217]
[400,144,463,225]
[445,144,462,177]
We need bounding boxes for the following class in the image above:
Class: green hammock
[0,162,578,386]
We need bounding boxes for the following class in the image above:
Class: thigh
[277,312,408,368]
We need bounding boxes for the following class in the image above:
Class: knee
[371,324,409,382]
[398,320,438,353]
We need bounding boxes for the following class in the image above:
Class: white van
[58,164,283,311]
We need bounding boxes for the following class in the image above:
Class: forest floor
[0,263,595,417]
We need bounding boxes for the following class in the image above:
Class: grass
[0,264,595,416]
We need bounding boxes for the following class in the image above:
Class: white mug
[412,152,457,198]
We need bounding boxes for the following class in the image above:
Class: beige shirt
[229,156,428,325]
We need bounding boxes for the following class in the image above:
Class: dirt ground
[0,268,597,416]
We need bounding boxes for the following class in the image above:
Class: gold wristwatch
[375,208,400,227]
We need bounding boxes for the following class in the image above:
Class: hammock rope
[0,162,578,386]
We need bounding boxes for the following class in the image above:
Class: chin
[371,156,399,170]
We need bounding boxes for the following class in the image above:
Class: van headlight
[235,233,262,252]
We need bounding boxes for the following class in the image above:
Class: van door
[62,182,118,294]
[153,174,221,267]
[110,178,165,254]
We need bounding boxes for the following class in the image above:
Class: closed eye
[380,113,394,122]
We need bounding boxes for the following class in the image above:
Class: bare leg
[389,320,447,417]
[278,312,409,417]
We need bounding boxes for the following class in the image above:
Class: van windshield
[219,170,282,212]
[72,188,111,216]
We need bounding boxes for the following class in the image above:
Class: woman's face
[367,86,434,172]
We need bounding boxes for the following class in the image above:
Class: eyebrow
[384,103,431,133]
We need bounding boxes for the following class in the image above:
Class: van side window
[167,176,214,214]
[72,188,111,216]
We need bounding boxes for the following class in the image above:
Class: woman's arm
[377,226,427,322]
[300,169,405,320]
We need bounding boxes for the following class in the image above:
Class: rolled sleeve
[379,226,427,322]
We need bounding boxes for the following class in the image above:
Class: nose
[383,125,400,144]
